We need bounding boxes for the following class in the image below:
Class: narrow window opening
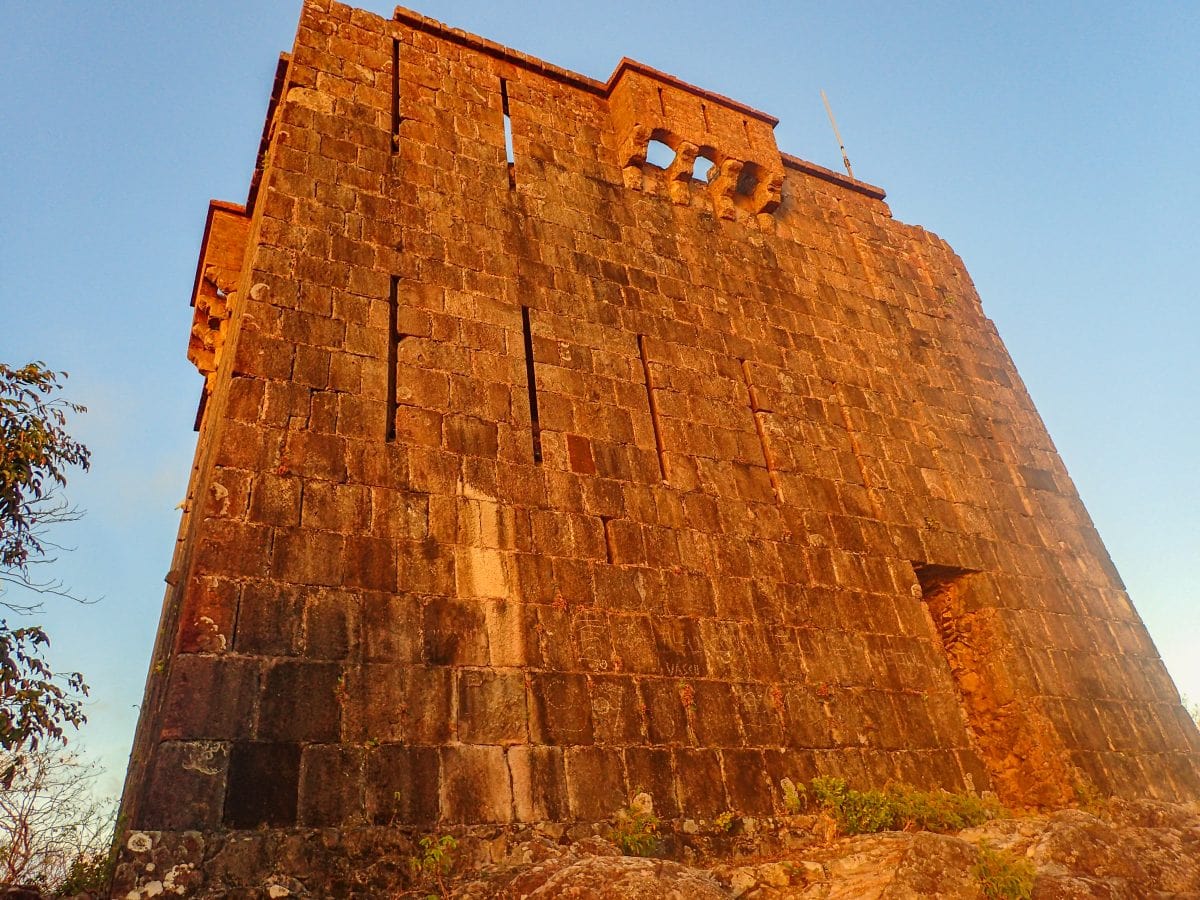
[637,334,668,481]
[521,306,542,464]
[645,139,674,170]
[741,360,782,503]
[500,78,516,188]
[386,276,400,441]
[391,39,401,154]
[700,102,710,131]
[742,117,751,144]
[657,87,666,116]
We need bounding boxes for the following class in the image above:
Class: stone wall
[114,0,1200,893]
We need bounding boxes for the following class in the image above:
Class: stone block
[138,741,228,830]
[298,745,365,826]
[178,576,237,654]
[223,742,301,828]
[161,655,259,741]
[361,592,422,662]
[530,673,593,745]
[690,680,742,747]
[640,678,690,745]
[721,749,774,815]
[258,660,342,742]
[281,431,347,482]
[455,546,511,600]
[302,588,356,659]
[623,747,679,818]
[456,669,528,744]
[590,675,646,744]
[507,745,568,822]
[423,596,490,665]
[234,581,303,656]
[566,433,597,474]
[343,535,397,592]
[565,747,626,820]
[271,528,346,587]
[366,745,440,825]
[444,414,500,457]
[675,748,728,818]
[440,745,513,823]
[193,521,273,580]
[249,474,302,527]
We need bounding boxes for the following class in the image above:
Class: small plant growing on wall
[610,792,660,857]
[408,834,458,899]
[713,810,738,833]
[780,776,807,814]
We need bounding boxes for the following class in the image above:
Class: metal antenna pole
[821,89,855,181]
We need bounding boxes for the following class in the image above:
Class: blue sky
[2,2,1197,794]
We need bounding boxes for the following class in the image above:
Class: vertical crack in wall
[914,563,1079,809]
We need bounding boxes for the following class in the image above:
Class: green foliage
[974,842,1035,900]
[810,777,893,835]
[53,847,114,897]
[807,777,1004,836]
[780,777,806,814]
[611,798,660,857]
[408,834,458,899]
[0,362,91,767]
[0,626,87,777]
[713,811,738,832]
[0,362,90,578]
[1072,777,1105,813]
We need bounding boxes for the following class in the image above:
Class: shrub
[408,834,457,899]
[806,777,1004,836]
[974,842,1035,900]
[611,794,660,857]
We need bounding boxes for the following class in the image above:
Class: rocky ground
[9,798,1197,898]
[443,800,1200,899]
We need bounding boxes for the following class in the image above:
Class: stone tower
[115,1,1199,894]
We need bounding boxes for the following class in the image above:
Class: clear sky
[1,2,1196,796]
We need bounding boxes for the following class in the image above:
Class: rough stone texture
[105,801,1200,898]
[455,801,1200,899]
[114,0,1200,893]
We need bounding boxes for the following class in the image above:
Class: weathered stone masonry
[115,0,1200,892]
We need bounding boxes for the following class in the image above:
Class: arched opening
[735,163,761,198]
[645,139,674,170]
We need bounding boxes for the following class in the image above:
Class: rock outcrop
[446,800,1200,899]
